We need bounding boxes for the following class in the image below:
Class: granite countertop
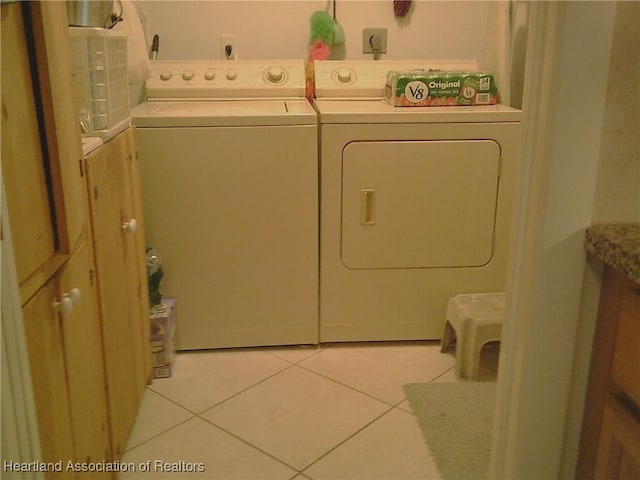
[585,223,640,283]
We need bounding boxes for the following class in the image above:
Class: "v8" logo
[404,80,428,103]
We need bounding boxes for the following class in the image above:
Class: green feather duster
[309,11,335,46]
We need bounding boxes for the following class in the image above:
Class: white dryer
[131,60,318,350]
[313,60,521,342]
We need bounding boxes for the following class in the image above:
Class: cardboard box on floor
[150,298,176,379]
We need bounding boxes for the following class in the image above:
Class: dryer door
[341,140,501,269]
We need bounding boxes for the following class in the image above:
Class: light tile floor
[122,341,499,480]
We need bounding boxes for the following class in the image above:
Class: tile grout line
[292,357,457,407]
[126,386,302,474]
[292,387,439,476]
[144,386,201,416]
[261,345,325,364]
[429,365,457,383]
[293,363,402,408]
[126,407,302,476]
[298,403,399,475]
[123,387,203,453]
[196,414,302,475]
[191,345,329,415]
[128,361,298,454]
[124,413,197,454]
[126,349,313,457]
[196,362,298,415]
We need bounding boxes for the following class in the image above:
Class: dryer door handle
[360,188,376,226]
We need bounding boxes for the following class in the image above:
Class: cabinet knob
[122,219,137,234]
[69,288,82,304]
[53,289,81,316]
[53,296,74,315]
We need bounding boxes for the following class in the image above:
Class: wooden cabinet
[23,243,111,478]
[577,265,640,479]
[84,127,152,458]
[2,1,151,473]
[1,3,113,476]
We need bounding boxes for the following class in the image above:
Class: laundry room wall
[137,1,491,62]
[591,0,640,223]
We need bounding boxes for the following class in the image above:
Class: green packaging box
[384,70,498,107]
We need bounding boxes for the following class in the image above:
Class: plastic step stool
[440,292,505,381]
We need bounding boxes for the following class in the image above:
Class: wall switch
[220,34,237,60]
[363,28,387,56]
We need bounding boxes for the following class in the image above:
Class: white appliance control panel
[314,59,479,99]
[145,60,306,99]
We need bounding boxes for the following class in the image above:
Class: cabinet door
[58,243,112,474]
[22,243,112,479]
[28,1,86,254]
[22,280,76,477]
[611,284,640,406]
[594,396,640,479]
[1,2,57,287]
[1,1,85,302]
[85,129,148,457]
[127,128,153,384]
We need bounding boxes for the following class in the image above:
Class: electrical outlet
[362,28,387,54]
[220,34,237,60]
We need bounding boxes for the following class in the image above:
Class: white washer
[313,60,521,342]
[131,60,318,350]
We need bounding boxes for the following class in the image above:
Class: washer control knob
[182,71,195,81]
[160,71,173,81]
[336,67,353,84]
[226,69,237,81]
[266,66,284,83]
[204,70,216,81]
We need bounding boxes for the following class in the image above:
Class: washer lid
[131,99,317,127]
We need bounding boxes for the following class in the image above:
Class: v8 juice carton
[384,70,498,107]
